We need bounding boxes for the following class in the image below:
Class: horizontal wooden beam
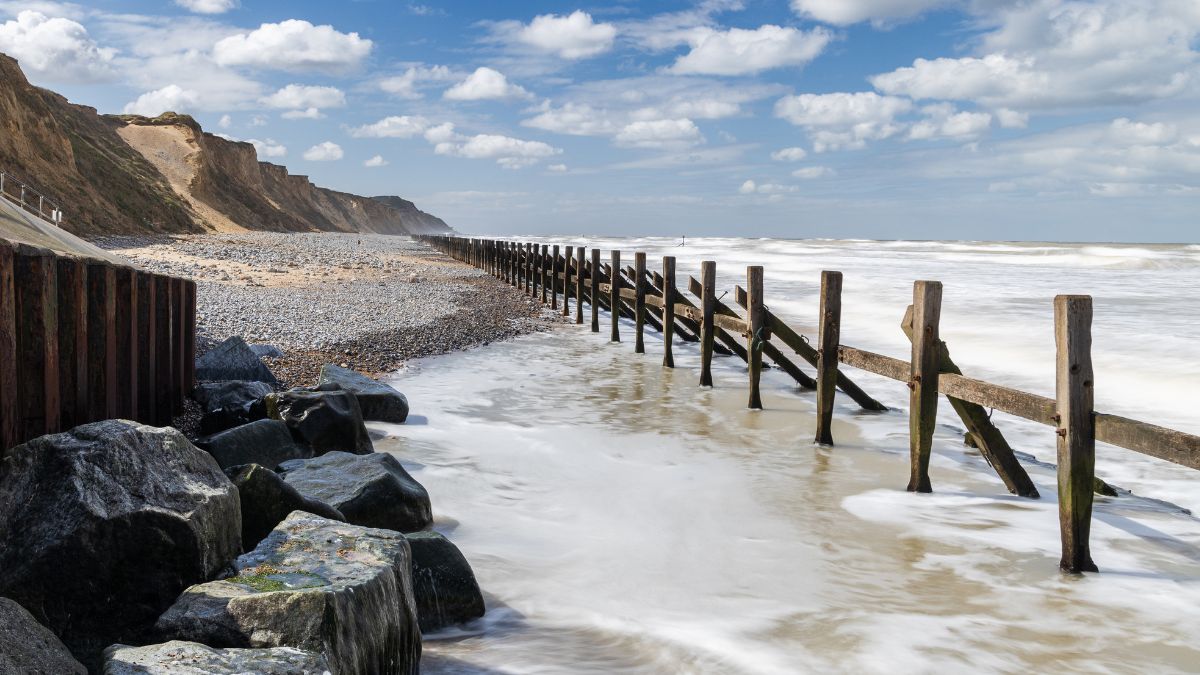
[1094,413,1200,470]
[713,313,748,335]
[838,345,908,382]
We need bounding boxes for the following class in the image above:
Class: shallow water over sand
[378,239,1200,673]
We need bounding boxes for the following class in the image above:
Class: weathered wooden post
[1056,295,1098,573]
[14,246,59,441]
[184,279,196,396]
[87,262,116,422]
[746,266,765,409]
[153,274,173,426]
[699,261,716,387]
[56,257,88,430]
[551,245,560,310]
[540,245,549,304]
[662,257,676,368]
[610,250,621,342]
[136,272,156,425]
[907,280,942,493]
[113,267,138,420]
[509,242,516,285]
[0,244,17,451]
[590,248,601,333]
[575,247,585,325]
[172,277,185,414]
[634,252,647,354]
[815,271,843,444]
[563,246,573,317]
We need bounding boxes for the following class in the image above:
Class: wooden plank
[14,246,59,441]
[56,257,88,430]
[699,261,716,387]
[908,281,942,493]
[815,271,842,445]
[0,244,15,452]
[1094,414,1200,470]
[634,252,647,354]
[662,256,676,368]
[172,277,185,414]
[113,266,138,419]
[838,346,908,381]
[575,247,585,325]
[540,245,549,304]
[713,313,747,334]
[746,266,765,409]
[136,272,156,425]
[590,248,601,332]
[1056,295,1098,573]
[551,245,560,310]
[684,277,752,363]
[153,273,173,425]
[563,246,573,317]
[644,294,664,309]
[87,262,116,423]
[610,250,621,342]
[184,279,196,395]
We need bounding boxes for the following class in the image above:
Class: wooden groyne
[416,234,1200,575]
[0,241,195,453]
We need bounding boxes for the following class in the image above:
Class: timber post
[662,256,676,368]
[551,245,560,309]
[113,266,138,420]
[907,280,942,493]
[634,252,647,354]
[563,246,573,317]
[540,245,549,304]
[184,279,196,397]
[14,246,59,442]
[136,272,156,425]
[590,248,601,332]
[746,266,765,409]
[0,244,14,452]
[56,257,87,430]
[575,247,585,325]
[1055,295,1098,574]
[153,273,173,426]
[815,271,842,445]
[699,261,716,387]
[86,261,116,423]
[610,250,621,342]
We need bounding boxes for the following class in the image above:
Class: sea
[377,238,1200,673]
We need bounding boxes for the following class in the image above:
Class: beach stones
[0,421,241,668]
[405,531,486,633]
[225,463,345,549]
[196,336,278,384]
[265,389,374,455]
[195,419,311,470]
[317,364,410,423]
[104,641,329,674]
[278,452,432,533]
[155,511,422,675]
[0,597,86,675]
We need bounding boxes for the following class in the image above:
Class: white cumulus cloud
[281,107,323,120]
[669,25,833,76]
[364,155,389,167]
[123,84,200,115]
[515,10,616,59]
[908,104,992,141]
[739,180,798,194]
[443,67,531,101]
[213,20,372,73]
[0,11,116,83]
[434,132,562,169]
[790,0,950,25]
[771,147,808,161]
[260,84,346,110]
[348,115,431,138]
[379,64,453,99]
[174,0,237,14]
[775,91,913,151]
[247,138,286,158]
[792,166,835,178]
[303,141,343,161]
[614,118,704,149]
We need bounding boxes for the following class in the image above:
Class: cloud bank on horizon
[0,0,1197,241]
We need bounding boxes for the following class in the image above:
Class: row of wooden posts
[0,242,196,453]
[417,234,1200,575]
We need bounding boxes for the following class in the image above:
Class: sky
[0,0,1197,241]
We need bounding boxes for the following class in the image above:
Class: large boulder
[0,421,241,668]
[0,597,86,675]
[196,336,278,384]
[193,380,274,412]
[155,511,422,675]
[104,641,328,674]
[226,463,345,550]
[405,532,486,633]
[317,364,410,423]
[278,452,432,533]
[195,419,311,470]
[265,389,374,455]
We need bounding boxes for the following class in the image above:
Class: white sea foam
[383,238,1200,673]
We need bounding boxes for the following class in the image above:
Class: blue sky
[1,0,1198,241]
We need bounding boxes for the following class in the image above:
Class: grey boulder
[406,532,486,633]
[155,511,421,675]
[278,452,432,533]
[265,389,374,455]
[317,364,410,423]
[195,419,311,470]
[250,344,285,359]
[225,463,345,550]
[193,380,274,413]
[0,597,86,675]
[0,421,241,669]
[196,336,278,384]
[104,641,328,674]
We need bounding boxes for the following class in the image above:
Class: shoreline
[92,233,564,388]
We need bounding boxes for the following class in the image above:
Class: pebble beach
[92,233,560,386]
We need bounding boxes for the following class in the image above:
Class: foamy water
[377,239,1200,673]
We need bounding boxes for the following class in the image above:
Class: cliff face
[0,53,452,236]
[0,54,199,235]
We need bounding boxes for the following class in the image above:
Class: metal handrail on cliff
[0,170,65,227]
